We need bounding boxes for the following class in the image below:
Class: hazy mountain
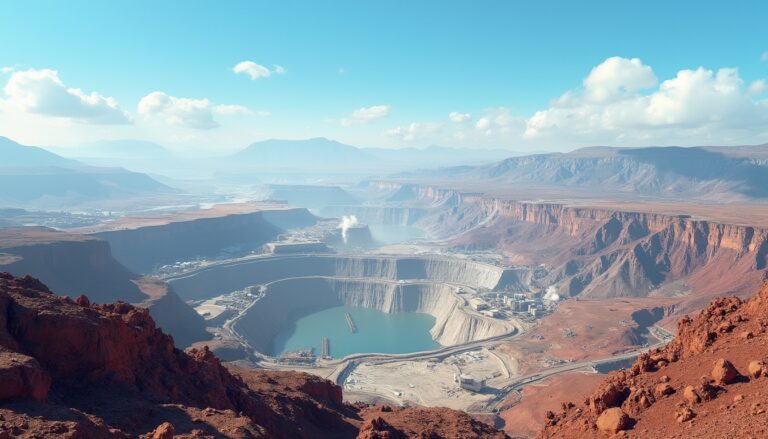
[0,137,175,207]
[0,136,80,167]
[407,144,768,201]
[363,145,514,167]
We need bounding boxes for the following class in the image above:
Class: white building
[458,374,484,392]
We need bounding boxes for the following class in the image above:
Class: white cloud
[1,68,130,124]
[233,61,285,80]
[762,51,768,62]
[256,111,272,117]
[340,104,390,126]
[0,66,14,75]
[449,111,471,123]
[213,104,252,115]
[523,57,768,143]
[385,122,441,142]
[748,79,767,96]
[475,117,490,131]
[583,56,657,102]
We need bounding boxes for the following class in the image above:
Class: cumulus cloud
[340,104,390,126]
[582,56,657,101]
[233,61,285,80]
[449,111,471,123]
[1,68,130,124]
[138,92,252,129]
[523,57,768,142]
[385,121,441,142]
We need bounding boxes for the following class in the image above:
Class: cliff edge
[0,273,508,438]
[537,280,768,438]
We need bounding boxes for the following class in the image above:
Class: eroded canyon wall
[95,208,317,273]
[0,227,208,347]
[378,183,768,305]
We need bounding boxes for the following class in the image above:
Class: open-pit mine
[5,139,768,437]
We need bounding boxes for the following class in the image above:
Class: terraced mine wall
[94,208,317,273]
[168,255,528,301]
[233,277,516,353]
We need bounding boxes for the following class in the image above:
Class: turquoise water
[267,306,440,358]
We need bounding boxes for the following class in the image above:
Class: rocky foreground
[0,273,508,438]
[538,280,768,438]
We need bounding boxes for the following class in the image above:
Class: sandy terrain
[343,348,511,410]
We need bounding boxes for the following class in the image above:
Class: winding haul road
[480,325,675,413]
[163,252,676,416]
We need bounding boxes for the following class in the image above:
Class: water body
[267,306,440,358]
[368,224,425,245]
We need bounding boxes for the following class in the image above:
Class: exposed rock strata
[379,183,767,307]
[169,254,525,301]
[234,277,516,352]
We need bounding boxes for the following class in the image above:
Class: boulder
[595,407,630,433]
[150,422,174,439]
[711,358,739,384]
[747,360,766,378]
[683,385,701,404]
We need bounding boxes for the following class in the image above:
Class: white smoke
[543,286,560,302]
[338,215,359,244]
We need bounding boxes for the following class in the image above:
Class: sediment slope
[0,273,509,438]
[538,281,768,438]
[169,254,523,301]
[233,277,515,353]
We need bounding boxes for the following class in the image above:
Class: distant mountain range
[400,144,768,201]
[0,137,175,208]
[227,137,517,173]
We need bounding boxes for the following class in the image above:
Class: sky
[0,0,767,153]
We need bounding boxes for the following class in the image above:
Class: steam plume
[338,215,359,244]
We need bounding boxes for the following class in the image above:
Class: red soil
[537,282,768,438]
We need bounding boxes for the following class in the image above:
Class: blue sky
[0,0,766,152]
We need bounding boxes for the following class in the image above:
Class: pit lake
[267,306,440,358]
